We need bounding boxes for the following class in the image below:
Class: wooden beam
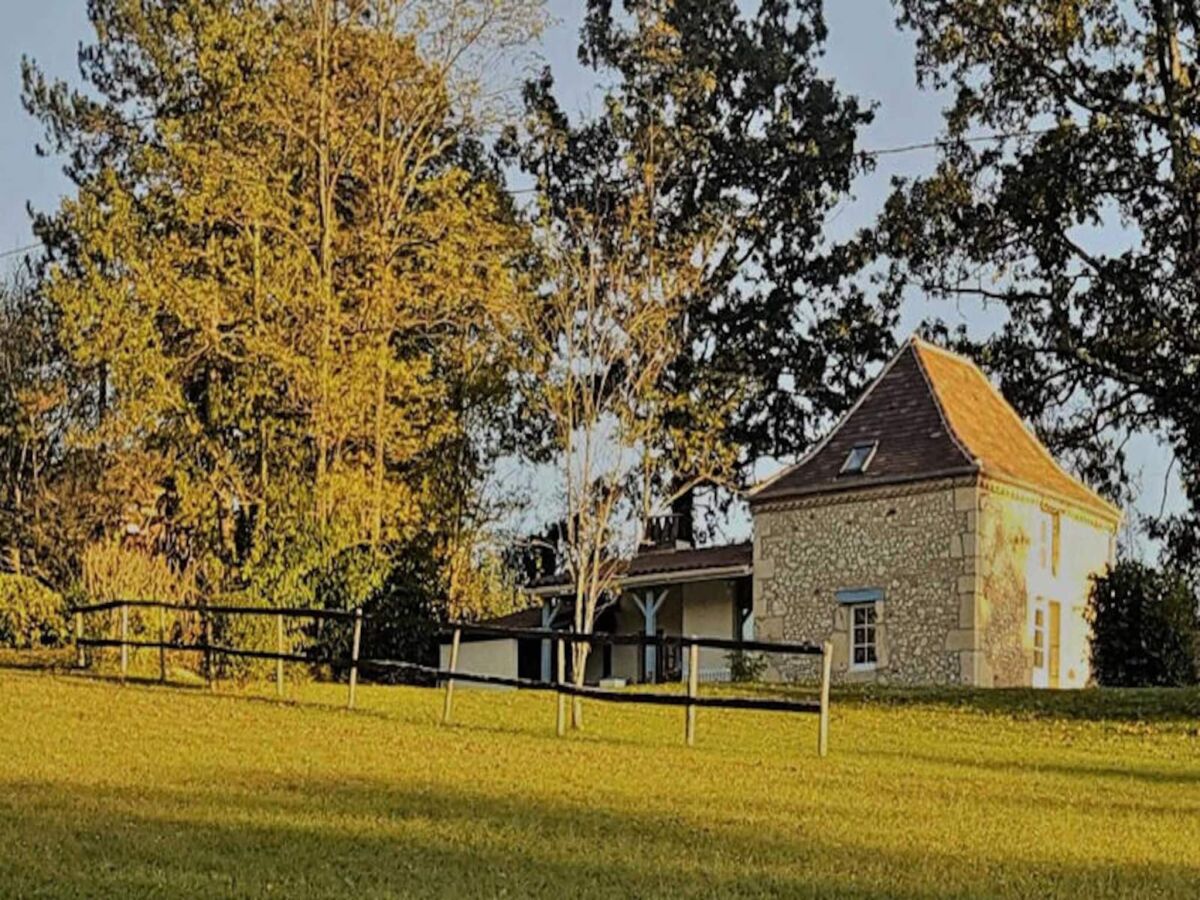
[640,589,667,683]
[347,607,363,710]
[157,604,167,683]
[540,598,559,682]
[275,613,285,698]
[204,609,215,692]
[119,604,129,683]
[555,637,566,738]
[818,640,833,758]
[74,610,84,669]
[441,627,461,725]
[685,638,699,746]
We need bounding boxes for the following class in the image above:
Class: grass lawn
[1,662,1198,898]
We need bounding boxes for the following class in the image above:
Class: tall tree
[23,0,540,600]
[878,0,1200,563]
[503,0,892,524]
[509,167,737,726]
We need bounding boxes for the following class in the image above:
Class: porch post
[633,589,667,684]
[540,598,559,683]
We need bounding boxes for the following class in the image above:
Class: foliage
[503,0,895,509]
[0,274,101,588]
[3,672,1200,897]
[20,0,542,614]
[0,574,66,648]
[726,648,767,683]
[1088,559,1199,687]
[81,536,197,604]
[878,0,1200,556]
[507,80,743,718]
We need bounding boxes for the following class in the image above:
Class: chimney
[642,512,694,552]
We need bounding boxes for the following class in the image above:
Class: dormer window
[840,441,878,475]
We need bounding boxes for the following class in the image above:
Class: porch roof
[526,541,753,598]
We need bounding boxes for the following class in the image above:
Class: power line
[862,127,1057,158]
[0,243,41,261]
[0,127,1060,237]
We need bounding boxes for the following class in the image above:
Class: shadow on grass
[862,746,1200,790]
[734,682,1200,723]
[0,647,76,671]
[1,773,1197,899]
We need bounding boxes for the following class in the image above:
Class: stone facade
[753,478,978,685]
[752,475,1117,687]
[975,479,1115,688]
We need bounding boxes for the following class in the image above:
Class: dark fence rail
[71,599,359,620]
[364,657,822,713]
[70,602,834,754]
[439,621,824,655]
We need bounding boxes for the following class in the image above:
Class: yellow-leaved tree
[23,0,542,631]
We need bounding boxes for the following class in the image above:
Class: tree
[509,106,739,728]
[879,0,1200,560]
[1088,559,1198,686]
[0,271,105,588]
[22,0,541,607]
[503,0,894,524]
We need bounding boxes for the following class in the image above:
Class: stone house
[450,337,1119,689]
[749,337,1120,687]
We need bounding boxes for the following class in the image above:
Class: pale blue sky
[0,1,1177,544]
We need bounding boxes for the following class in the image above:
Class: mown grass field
[1,661,1198,898]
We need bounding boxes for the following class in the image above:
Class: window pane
[851,602,877,667]
[841,442,877,475]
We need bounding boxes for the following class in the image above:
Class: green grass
[1,663,1198,898]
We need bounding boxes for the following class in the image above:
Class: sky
[0,0,1178,547]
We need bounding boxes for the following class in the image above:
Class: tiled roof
[751,338,1120,521]
[527,541,753,593]
[627,541,752,577]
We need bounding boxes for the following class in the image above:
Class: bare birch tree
[511,176,740,726]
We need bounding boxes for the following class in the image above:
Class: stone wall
[753,478,979,685]
[976,480,1116,688]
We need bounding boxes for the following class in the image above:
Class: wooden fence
[71,602,835,755]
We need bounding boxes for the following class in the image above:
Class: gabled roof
[751,338,1120,522]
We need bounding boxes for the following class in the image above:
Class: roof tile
[753,338,1120,521]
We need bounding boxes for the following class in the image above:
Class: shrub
[1088,560,1199,687]
[0,575,67,649]
[728,648,767,683]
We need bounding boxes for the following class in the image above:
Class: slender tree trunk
[371,341,386,549]
[314,0,334,528]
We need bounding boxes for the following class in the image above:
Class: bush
[1088,560,1199,687]
[0,575,67,649]
[728,648,767,683]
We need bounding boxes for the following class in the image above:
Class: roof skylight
[840,441,878,476]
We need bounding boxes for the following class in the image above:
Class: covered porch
[531,542,754,686]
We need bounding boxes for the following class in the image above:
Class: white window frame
[1035,512,1052,573]
[1030,596,1048,687]
[849,603,878,671]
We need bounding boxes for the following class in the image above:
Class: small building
[442,530,753,688]
[446,337,1120,689]
[749,338,1120,687]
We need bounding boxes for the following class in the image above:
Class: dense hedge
[1088,561,1199,687]
[0,575,67,649]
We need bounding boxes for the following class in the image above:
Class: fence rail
[71,599,359,620]
[70,602,835,755]
[439,621,825,655]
